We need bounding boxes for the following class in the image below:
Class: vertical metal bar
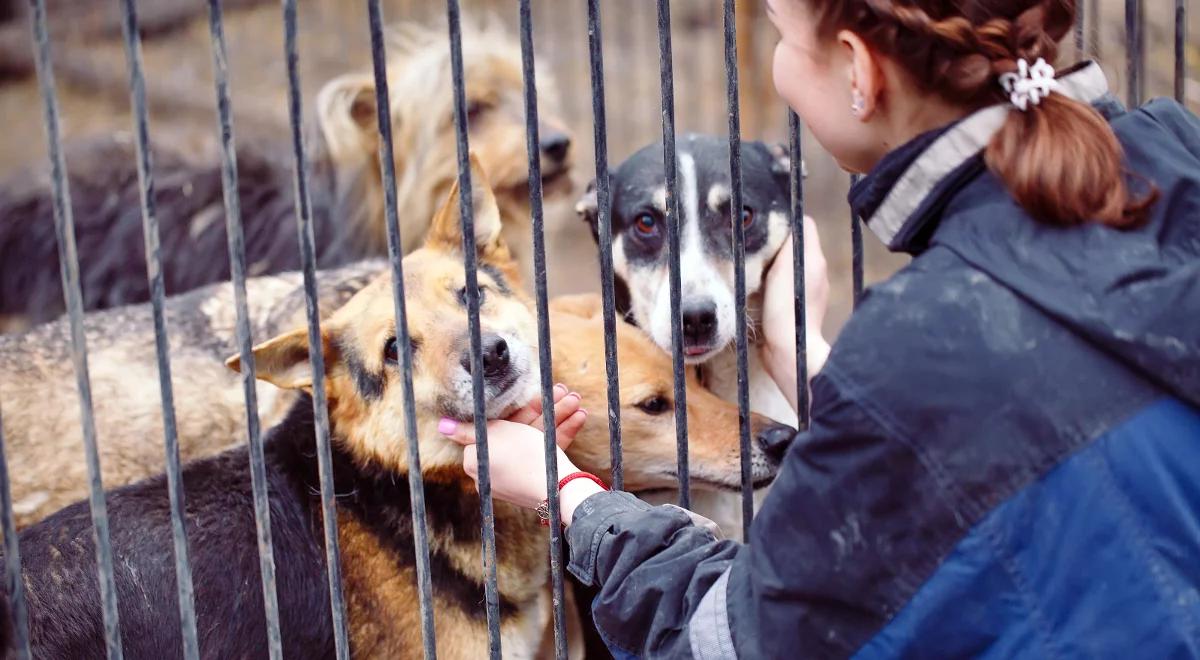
[722,0,752,539]
[0,405,31,660]
[517,2,567,656]
[114,1,199,657]
[656,0,690,510]
[445,1,503,654]
[1126,0,1143,108]
[850,174,864,307]
[26,1,123,657]
[202,2,283,656]
[585,0,623,492]
[279,1,350,657]
[1177,0,1188,103]
[364,4,438,658]
[787,111,808,430]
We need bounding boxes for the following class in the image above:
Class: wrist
[559,479,606,527]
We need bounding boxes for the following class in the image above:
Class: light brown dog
[316,18,574,282]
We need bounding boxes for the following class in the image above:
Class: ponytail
[804,0,1158,228]
[985,93,1156,228]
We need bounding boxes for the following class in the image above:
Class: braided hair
[804,0,1155,227]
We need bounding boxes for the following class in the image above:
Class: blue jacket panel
[854,399,1200,659]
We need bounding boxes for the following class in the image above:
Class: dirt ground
[0,0,1195,338]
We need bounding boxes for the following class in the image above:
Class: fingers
[462,445,478,479]
[554,409,588,450]
[551,390,583,428]
[506,383,569,428]
[440,385,585,448]
[437,417,478,446]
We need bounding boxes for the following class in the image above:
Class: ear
[765,142,807,193]
[316,73,382,161]
[225,327,322,391]
[766,142,807,179]
[574,176,604,243]
[837,29,883,122]
[425,153,510,266]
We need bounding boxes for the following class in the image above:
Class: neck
[271,397,546,618]
[876,93,972,163]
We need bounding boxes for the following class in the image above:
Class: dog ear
[575,177,603,243]
[766,142,806,183]
[225,327,326,391]
[317,73,382,161]
[426,154,510,266]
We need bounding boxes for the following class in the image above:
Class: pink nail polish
[438,418,457,435]
[568,391,580,400]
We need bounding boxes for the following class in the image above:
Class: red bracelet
[558,471,609,493]
[537,472,609,526]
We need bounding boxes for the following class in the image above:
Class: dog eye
[634,213,658,236]
[741,206,755,228]
[456,285,487,307]
[635,396,670,415]
[384,336,420,364]
[466,99,491,122]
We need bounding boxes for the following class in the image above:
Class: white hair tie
[999,58,1061,111]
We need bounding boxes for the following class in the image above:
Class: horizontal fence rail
[1,1,1183,657]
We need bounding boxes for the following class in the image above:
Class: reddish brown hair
[804,0,1155,227]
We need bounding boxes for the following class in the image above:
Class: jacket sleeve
[566,363,950,658]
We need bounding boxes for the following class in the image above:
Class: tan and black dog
[4,158,554,658]
[0,18,572,332]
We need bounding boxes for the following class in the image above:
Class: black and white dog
[577,133,807,537]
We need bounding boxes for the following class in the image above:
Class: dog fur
[4,156,554,658]
[0,19,571,332]
[0,159,793,658]
[576,134,807,540]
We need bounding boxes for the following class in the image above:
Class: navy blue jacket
[566,62,1200,658]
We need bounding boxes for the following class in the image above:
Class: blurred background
[0,0,1195,338]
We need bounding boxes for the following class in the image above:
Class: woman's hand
[760,215,832,412]
[438,384,600,523]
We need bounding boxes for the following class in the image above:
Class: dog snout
[756,423,797,463]
[539,130,571,163]
[458,333,511,380]
[681,302,718,350]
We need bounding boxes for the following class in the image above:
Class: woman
[440,0,1200,656]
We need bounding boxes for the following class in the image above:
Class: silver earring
[851,90,865,116]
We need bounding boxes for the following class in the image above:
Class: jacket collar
[851,61,1114,254]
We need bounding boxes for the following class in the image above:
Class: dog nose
[459,333,511,379]
[756,423,796,463]
[681,302,718,347]
[540,131,571,163]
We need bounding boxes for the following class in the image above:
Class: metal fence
[0,0,1190,657]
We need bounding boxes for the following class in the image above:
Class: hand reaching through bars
[760,215,832,414]
[438,384,603,525]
